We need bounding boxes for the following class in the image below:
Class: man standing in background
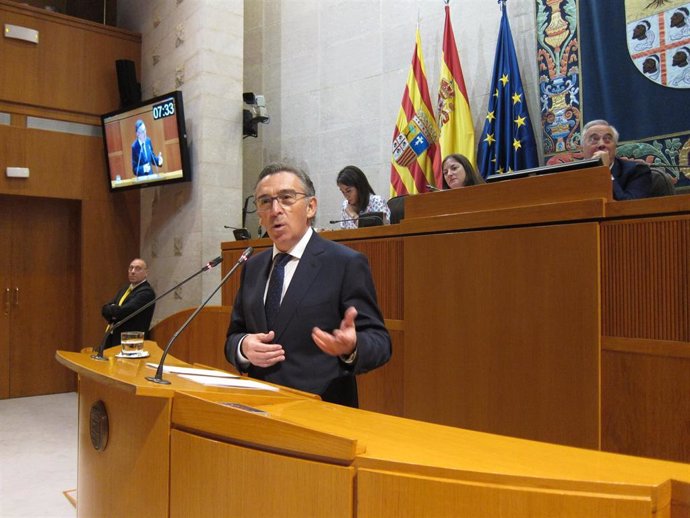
[102,258,156,349]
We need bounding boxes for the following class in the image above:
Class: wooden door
[0,199,10,398]
[3,196,79,397]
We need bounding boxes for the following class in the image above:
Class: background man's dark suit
[611,157,652,200]
[101,281,156,348]
[225,232,391,407]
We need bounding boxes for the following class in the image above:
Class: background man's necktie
[118,285,133,306]
[265,253,291,330]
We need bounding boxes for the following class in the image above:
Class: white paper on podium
[177,374,279,391]
[145,363,238,378]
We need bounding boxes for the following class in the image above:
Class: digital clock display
[152,99,175,120]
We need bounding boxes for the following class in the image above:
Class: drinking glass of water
[120,331,145,356]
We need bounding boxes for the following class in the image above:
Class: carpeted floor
[0,392,77,518]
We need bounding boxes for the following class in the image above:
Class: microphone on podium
[91,255,224,361]
[329,212,385,228]
[145,246,254,385]
[425,184,442,192]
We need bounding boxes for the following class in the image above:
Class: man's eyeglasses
[586,133,615,145]
[254,190,310,212]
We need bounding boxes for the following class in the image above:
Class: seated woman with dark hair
[336,165,390,229]
[442,154,485,189]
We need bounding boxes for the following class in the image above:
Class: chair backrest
[649,168,676,197]
[387,195,406,224]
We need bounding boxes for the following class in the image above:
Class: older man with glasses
[582,119,652,200]
[224,163,391,407]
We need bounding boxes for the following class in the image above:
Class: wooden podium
[57,342,690,518]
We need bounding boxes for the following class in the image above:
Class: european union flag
[477,0,538,178]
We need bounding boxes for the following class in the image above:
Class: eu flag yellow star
[500,74,509,86]
[511,92,522,104]
[512,138,522,150]
[514,114,526,128]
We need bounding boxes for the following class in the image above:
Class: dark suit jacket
[611,157,652,200]
[225,232,391,407]
[101,281,156,349]
[131,138,159,176]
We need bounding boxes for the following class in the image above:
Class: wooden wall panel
[78,377,170,518]
[602,337,690,464]
[340,237,403,320]
[170,429,354,518]
[149,306,237,374]
[221,242,272,306]
[0,0,140,117]
[403,224,601,448]
[357,469,658,518]
[0,125,98,199]
[356,328,404,415]
[601,217,690,341]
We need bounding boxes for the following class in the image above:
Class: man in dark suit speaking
[582,119,652,200]
[225,163,391,407]
[131,119,163,176]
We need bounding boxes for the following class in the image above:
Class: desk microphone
[425,184,442,192]
[224,225,251,240]
[146,246,254,385]
[91,255,223,361]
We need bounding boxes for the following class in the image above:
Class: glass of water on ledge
[120,331,145,356]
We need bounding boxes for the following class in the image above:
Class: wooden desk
[221,166,690,463]
[57,344,690,518]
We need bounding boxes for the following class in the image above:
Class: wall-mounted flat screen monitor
[485,157,602,183]
[101,91,191,192]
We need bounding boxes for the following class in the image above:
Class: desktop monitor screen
[101,90,192,192]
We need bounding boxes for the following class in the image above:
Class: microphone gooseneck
[90,255,224,361]
[145,247,254,384]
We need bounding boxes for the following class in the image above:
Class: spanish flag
[390,28,440,197]
[438,2,476,171]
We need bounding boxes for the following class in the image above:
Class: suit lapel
[272,233,325,338]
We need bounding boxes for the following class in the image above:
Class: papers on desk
[145,363,238,378]
[177,374,278,391]
[144,363,278,391]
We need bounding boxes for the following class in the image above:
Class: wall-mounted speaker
[115,59,141,108]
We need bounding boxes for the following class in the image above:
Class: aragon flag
[437,1,476,180]
[390,28,441,197]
